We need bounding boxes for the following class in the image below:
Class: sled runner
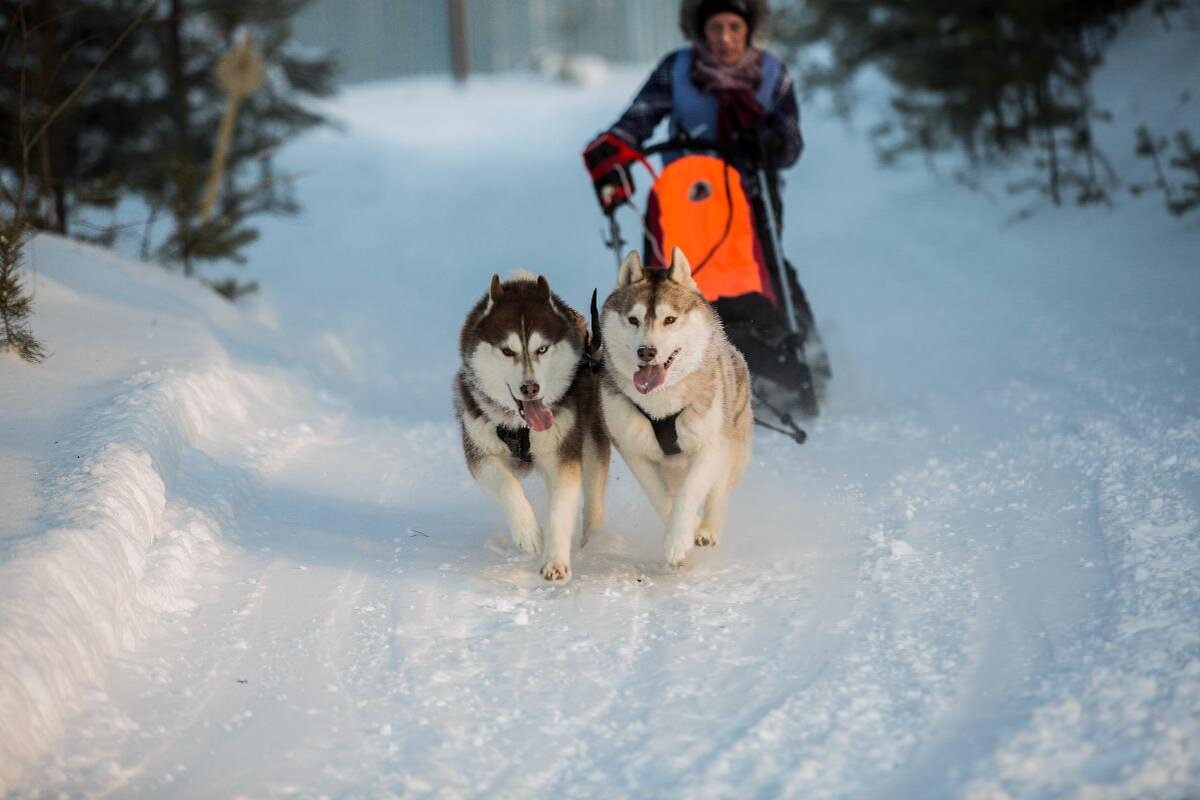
[589,134,830,444]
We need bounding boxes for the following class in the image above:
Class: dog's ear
[536,274,563,317]
[668,247,698,291]
[485,274,503,314]
[616,250,645,288]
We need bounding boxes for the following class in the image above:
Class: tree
[0,223,45,362]
[1131,125,1200,216]
[773,0,1172,212]
[141,0,335,293]
[0,0,336,296]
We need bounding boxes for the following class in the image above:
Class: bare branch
[24,0,161,157]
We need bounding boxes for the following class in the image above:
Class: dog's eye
[536,345,549,355]
[663,316,677,325]
[500,347,516,357]
[627,316,639,327]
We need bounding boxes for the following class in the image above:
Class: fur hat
[679,0,768,42]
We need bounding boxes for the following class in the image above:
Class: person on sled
[582,0,829,423]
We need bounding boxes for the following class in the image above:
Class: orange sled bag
[644,154,777,307]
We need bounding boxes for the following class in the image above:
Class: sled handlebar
[640,137,735,163]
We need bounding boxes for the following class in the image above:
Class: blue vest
[666,47,782,165]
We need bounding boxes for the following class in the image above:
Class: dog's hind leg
[699,414,751,548]
[695,469,732,548]
[473,456,541,555]
[580,432,609,547]
[540,461,582,582]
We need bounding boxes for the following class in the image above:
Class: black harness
[496,424,532,463]
[636,406,683,456]
[587,289,683,457]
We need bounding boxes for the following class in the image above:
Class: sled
[597,136,830,444]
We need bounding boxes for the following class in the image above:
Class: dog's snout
[519,381,540,399]
[637,346,657,363]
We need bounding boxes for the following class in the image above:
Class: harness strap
[496,425,532,463]
[581,289,604,373]
[635,404,683,456]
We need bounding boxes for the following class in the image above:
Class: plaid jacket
[610,48,804,169]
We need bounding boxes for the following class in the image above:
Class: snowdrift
[0,236,321,790]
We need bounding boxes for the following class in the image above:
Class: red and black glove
[582,132,641,214]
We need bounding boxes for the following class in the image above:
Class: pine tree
[1,0,336,295]
[0,1,158,239]
[1132,125,1200,216]
[142,0,336,291]
[0,224,45,362]
[774,0,1148,210]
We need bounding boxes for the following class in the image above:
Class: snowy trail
[23,306,1196,797]
[19,410,866,797]
[5,16,1199,796]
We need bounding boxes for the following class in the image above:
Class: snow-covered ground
[2,11,1198,798]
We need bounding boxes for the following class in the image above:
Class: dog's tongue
[521,399,554,432]
[633,364,666,394]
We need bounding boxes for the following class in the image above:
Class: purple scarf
[689,44,765,147]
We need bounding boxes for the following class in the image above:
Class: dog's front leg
[540,461,582,581]
[473,456,541,555]
[664,446,725,566]
[623,453,673,524]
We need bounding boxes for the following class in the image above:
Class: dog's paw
[510,517,542,555]
[664,534,692,567]
[694,526,719,548]
[540,560,571,582]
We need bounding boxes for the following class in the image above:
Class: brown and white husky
[453,272,609,581]
[597,248,753,566]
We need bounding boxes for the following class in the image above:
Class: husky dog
[453,272,610,581]
[598,248,753,566]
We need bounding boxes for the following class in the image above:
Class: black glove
[582,132,639,214]
[734,125,783,167]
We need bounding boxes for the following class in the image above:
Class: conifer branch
[22,0,159,158]
[0,225,46,363]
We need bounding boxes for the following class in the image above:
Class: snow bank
[1,365,233,788]
[0,238,320,792]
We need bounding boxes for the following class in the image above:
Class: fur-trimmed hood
[678,0,770,43]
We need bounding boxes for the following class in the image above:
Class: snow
[1,10,1199,798]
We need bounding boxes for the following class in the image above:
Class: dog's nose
[637,346,657,363]
[519,381,540,399]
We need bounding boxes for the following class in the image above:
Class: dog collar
[634,404,682,456]
[496,424,532,463]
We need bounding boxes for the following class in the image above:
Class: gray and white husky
[453,272,610,581]
[598,248,753,566]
